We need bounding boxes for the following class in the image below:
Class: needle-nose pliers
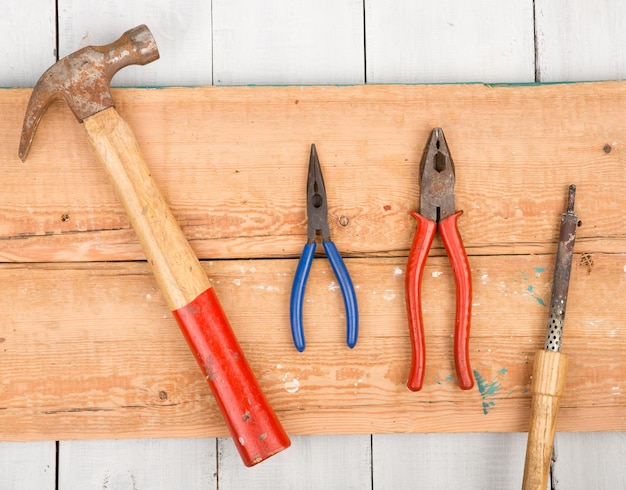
[405,128,473,391]
[289,144,359,352]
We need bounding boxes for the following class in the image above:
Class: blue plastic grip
[290,242,316,351]
[323,241,359,349]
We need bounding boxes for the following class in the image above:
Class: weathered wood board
[0,83,624,441]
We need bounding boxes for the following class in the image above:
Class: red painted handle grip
[405,212,437,391]
[439,211,474,390]
[173,288,291,466]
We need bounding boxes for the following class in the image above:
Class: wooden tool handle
[522,349,569,490]
[82,107,290,466]
[83,107,208,309]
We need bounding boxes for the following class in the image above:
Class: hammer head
[19,25,159,161]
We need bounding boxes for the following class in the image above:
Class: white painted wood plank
[212,0,365,85]
[57,438,217,489]
[536,0,626,82]
[551,432,626,489]
[57,1,212,86]
[372,433,530,490]
[217,435,372,489]
[0,1,56,87]
[0,442,56,489]
[365,0,535,83]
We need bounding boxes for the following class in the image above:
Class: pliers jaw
[419,128,457,223]
[307,144,331,242]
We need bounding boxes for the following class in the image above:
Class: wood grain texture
[83,108,210,309]
[365,0,535,83]
[2,83,626,483]
[523,350,569,490]
[5,4,626,487]
[0,2,57,88]
[536,0,626,82]
[0,441,56,489]
[2,83,626,263]
[57,0,213,86]
[552,432,626,489]
[217,435,372,489]
[373,433,529,490]
[0,250,623,440]
[212,0,365,85]
[58,438,217,489]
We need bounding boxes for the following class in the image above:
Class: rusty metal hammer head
[19,25,159,161]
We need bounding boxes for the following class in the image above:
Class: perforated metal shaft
[544,185,578,352]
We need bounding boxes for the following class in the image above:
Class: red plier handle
[405,211,473,391]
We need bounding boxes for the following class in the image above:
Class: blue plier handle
[290,241,359,351]
[289,144,359,351]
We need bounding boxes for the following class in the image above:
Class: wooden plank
[212,0,364,85]
[536,0,626,82]
[372,433,530,489]
[57,438,217,489]
[551,432,626,489]
[365,0,535,83]
[0,1,56,87]
[2,83,625,441]
[217,435,372,489]
[0,441,56,489]
[57,0,213,86]
[1,83,626,263]
[0,251,623,440]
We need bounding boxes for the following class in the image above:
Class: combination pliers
[405,128,474,391]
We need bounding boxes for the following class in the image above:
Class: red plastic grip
[405,212,437,391]
[173,287,291,466]
[439,211,474,390]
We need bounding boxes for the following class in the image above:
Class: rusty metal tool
[405,128,473,391]
[289,144,358,351]
[19,25,290,466]
[523,184,579,490]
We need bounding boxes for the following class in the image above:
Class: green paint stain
[474,368,507,415]
[435,374,455,385]
[526,285,546,306]
[533,267,545,277]
[482,400,495,413]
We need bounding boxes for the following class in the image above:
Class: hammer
[19,25,290,466]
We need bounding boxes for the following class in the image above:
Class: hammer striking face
[19,24,159,161]
[19,25,290,466]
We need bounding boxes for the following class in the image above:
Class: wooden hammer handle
[522,349,569,490]
[83,107,290,466]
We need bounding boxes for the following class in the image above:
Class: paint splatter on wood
[474,368,508,415]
